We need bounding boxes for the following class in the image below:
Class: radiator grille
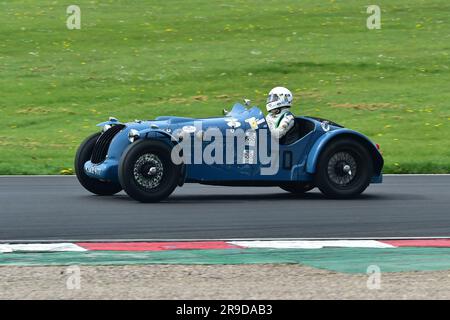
[90,124,125,164]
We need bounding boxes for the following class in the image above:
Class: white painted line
[229,240,395,249]
[0,243,87,253]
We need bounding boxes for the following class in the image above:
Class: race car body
[75,103,383,202]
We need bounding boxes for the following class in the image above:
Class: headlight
[128,129,140,143]
[102,124,112,132]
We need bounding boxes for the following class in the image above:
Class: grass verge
[0,0,449,174]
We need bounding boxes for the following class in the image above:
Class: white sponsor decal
[226,120,241,128]
[245,117,259,130]
[182,125,196,133]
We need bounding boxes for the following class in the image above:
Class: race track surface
[0,175,449,240]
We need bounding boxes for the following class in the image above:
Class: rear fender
[306,129,383,175]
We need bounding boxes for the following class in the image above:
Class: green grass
[0,0,449,174]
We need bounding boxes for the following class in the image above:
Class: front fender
[131,129,187,185]
[306,129,383,174]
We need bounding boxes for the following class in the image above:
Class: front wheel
[118,139,181,203]
[75,132,123,195]
[314,139,373,198]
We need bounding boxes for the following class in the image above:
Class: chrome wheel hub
[343,164,351,175]
[133,153,164,190]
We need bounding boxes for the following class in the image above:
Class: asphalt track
[0,175,449,241]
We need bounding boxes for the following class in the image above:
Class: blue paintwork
[84,103,383,185]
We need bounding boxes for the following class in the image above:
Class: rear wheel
[314,138,373,198]
[118,139,181,203]
[75,132,123,195]
[280,183,314,194]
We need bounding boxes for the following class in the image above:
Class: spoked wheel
[280,183,314,194]
[314,139,373,198]
[118,139,181,203]
[74,132,123,195]
[327,151,358,186]
[133,153,165,190]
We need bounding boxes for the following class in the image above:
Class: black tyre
[118,139,181,203]
[75,132,123,195]
[314,138,373,198]
[280,183,314,194]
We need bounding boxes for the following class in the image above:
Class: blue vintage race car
[75,102,383,202]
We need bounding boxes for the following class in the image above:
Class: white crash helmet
[266,86,293,112]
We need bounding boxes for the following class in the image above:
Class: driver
[265,86,295,139]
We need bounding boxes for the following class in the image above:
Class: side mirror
[243,99,251,106]
[222,109,229,115]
